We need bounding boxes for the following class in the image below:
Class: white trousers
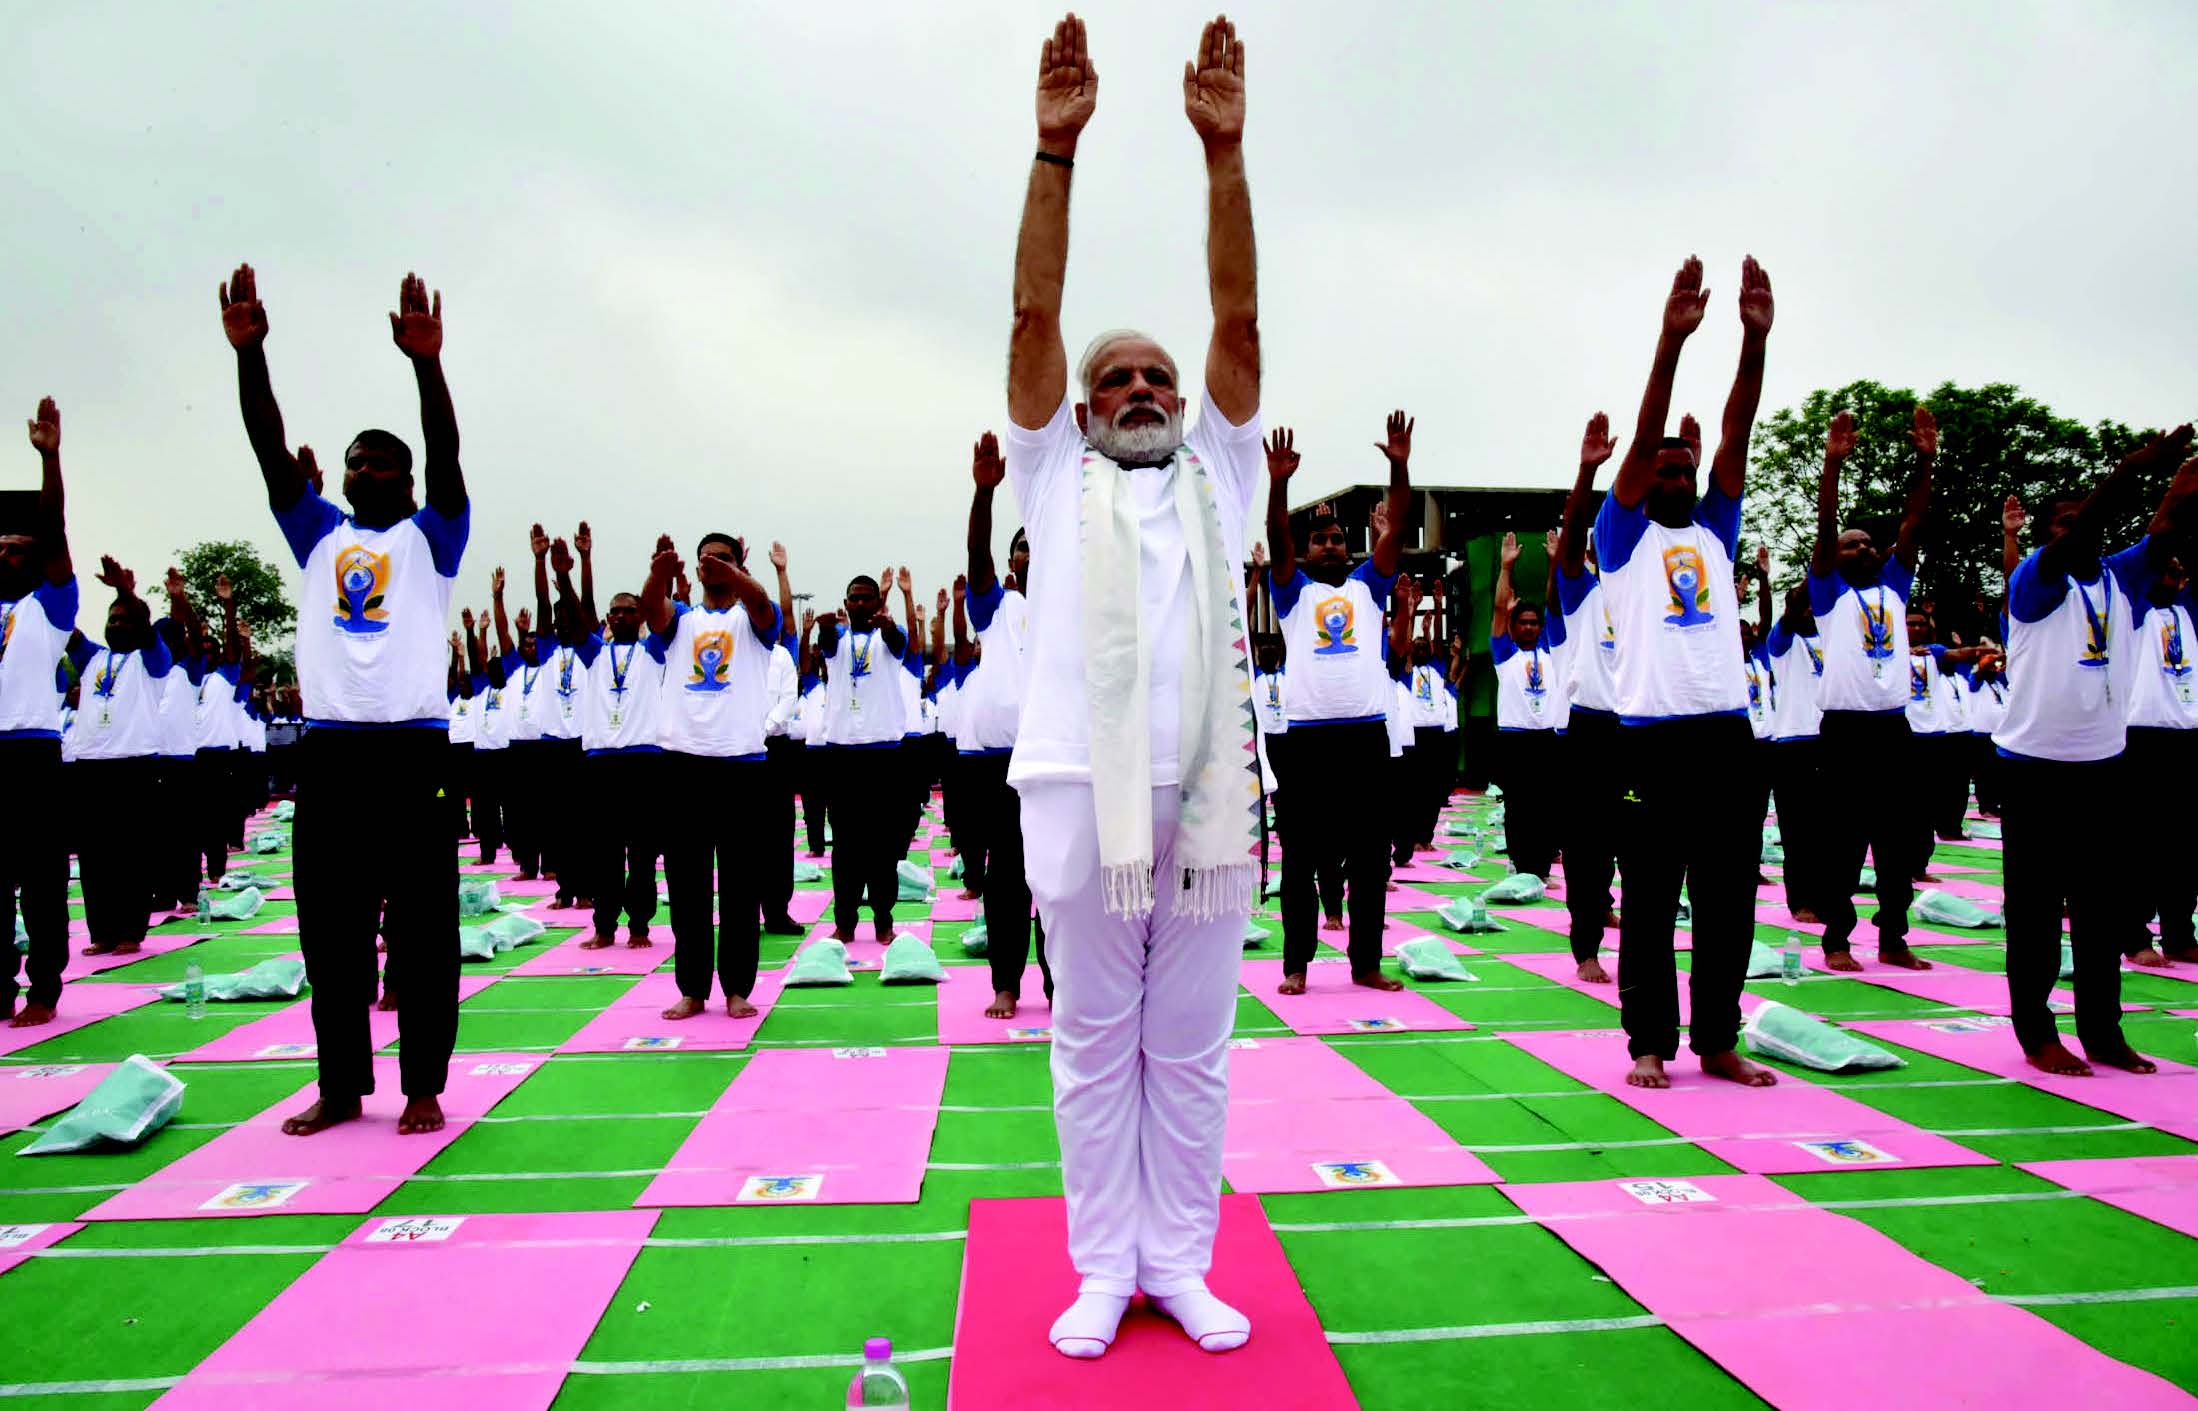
[1019,781,1246,1297]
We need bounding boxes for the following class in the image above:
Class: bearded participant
[1593,254,1777,1091]
[221,265,467,1135]
[1002,12,1262,1359]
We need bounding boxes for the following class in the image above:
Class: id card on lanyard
[607,642,636,730]
[2074,575,2113,702]
[849,632,873,714]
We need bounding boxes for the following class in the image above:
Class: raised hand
[514,607,531,634]
[214,573,234,601]
[96,555,134,595]
[1825,410,1857,460]
[1736,254,1774,335]
[461,606,476,631]
[1035,13,1098,147]
[694,552,735,587]
[1579,410,1615,468]
[1662,256,1709,340]
[896,565,913,595]
[2123,423,2196,471]
[972,431,1005,489]
[769,540,788,572]
[1500,531,1520,568]
[1183,14,1246,146]
[953,573,968,602]
[1755,544,1771,574]
[388,272,443,361]
[1375,409,1414,464]
[1910,405,1939,460]
[1394,574,1421,609]
[936,586,950,616]
[801,608,817,631]
[450,630,463,654]
[574,521,592,558]
[219,263,269,350]
[164,566,188,599]
[1544,528,1559,558]
[549,538,574,575]
[1263,427,1299,481]
[491,565,506,598]
[529,523,550,561]
[1678,413,1704,466]
[650,534,682,586]
[673,570,691,604]
[25,397,59,455]
[1249,540,1267,568]
[297,444,325,494]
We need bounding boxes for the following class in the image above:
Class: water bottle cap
[864,1337,891,1360]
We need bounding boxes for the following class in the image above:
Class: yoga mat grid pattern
[1,792,2194,1406]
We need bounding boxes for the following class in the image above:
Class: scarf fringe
[1100,862,1156,920]
[1100,860,1257,923]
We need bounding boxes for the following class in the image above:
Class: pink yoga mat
[507,933,668,977]
[1385,885,1454,914]
[928,890,981,922]
[934,965,1051,1045]
[240,916,300,935]
[1242,958,1471,1036]
[949,1195,1358,1411]
[799,921,931,972]
[1843,1018,2198,1141]
[1925,877,2004,905]
[82,1054,540,1221]
[0,1220,82,1279]
[1759,903,2000,948]
[785,888,831,925]
[557,971,783,1054]
[1795,956,2125,1015]
[1504,1028,1994,1173]
[2017,1154,2198,1239]
[1223,1035,1497,1192]
[0,982,160,1056]
[1502,1174,2192,1411]
[0,1061,120,1134]
[63,931,212,980]
[495,877,561,898]
[149,1209,658,1411]
[1312,919,1479,959]
[174,975,499,1062]
[636,1044,948,1207]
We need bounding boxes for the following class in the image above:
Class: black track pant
[824,744,901,935]
[1493,727,1562,880]
[1816,710,1921,955]
[2123,729,2196,958]
[962,753,1050,997]
[760,736,801,923]
[662,752,766,1003]
[2002,753,2130,1057]
[0,738,69,1011]
[1278,720,1393,977]
[1768,736,1831,919]
[586,750,661,937]
[1560,708,1621,963]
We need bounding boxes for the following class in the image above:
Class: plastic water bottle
[184,960,207,1022]
[1780,934,1803,987]
[845,1338,909,1409]
[195,888,213,922]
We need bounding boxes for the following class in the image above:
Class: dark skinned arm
[1561,412,1615,576]
[952,577,973,667]
[1370,410,1412,577]
[217,265,307,512]
[386,274,466,517]
[1708,256,1775,501]
[1610,257,1708,509]
[1893,406,1937,570]
[640,536,680,638]
[1263,427,1298,586]
[1491,533,1520,640]
[575,522,598,638]
[24,398,71,583]
[1811,411,1855,577]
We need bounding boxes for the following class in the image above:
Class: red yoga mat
[948,1195,1359,1410]
[1502,1174,2192,1411]
[1223,1035,1497,1192]
[148,1209,657,1411]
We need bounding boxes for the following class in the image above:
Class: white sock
[1152,1286,1251,1353]
[1049,1292,1130,1359]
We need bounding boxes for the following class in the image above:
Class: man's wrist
[1201,134,1244,160]
[1036,135,1079,162]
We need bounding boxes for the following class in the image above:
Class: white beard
[1085,406,1185,467]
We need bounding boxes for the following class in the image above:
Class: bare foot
[573,897,593,910]
[1627,1055,1670,1089]
[626,930,654,949]
[832,927,859,944]
[1789,906,1823,925]
[542,869,558,882]
[281,1097,363,1136]
[2026,1040,2091,1077]
[80,941,116,956]
[986,990,1018,1019]
[1321,916,1345,934]
[1576,958,1611,984]
[1915,871,1941,884]
[515,871,538,882]
[376,988,398,1012]
[111,941,141,955]
[546,897,568,911]
[2084,1043,2158,1075]
[724,994,758,1019]
[1354,971,1405,992]
[959,889,981,902]
[1878,946,1932,971]
[661,996,704,1021]
[2127,945,2170,969]
[1277,972,1307,996]
[1700,1049,1777,1086]
[9,1003,56,1028]
[397,1097,446,1135]
[578,933,614,951]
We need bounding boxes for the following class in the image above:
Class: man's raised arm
[1008,14,1097,431]
[640,536,680,638]
[1892,405,1936,571]
[24,397,71,583]
[1708,255,1774,501]
[1261,428,1299,585]
[1561,412,1615,575]
[389,273,465,518]
[219,264,306,512]
[1609,258,1709,509]
[1370,411,1413,576]
[1186,16,1256,423]
[969,432,1004,593]
[1811,411,1856,577]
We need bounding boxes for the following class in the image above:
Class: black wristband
[1034,150,1074,169]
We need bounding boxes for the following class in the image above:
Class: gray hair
[1077,328,1175,399]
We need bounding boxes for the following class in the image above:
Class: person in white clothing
[814,570,913,941]
[68,558,176,956]
[1554,412,1624,980]
[1590,253,1777,1092]
[1995,424,2195,1075]
[224,263,469,1137]
[2123,554,2197,966]
[576,585,665,951]
[1763,584,1829,922]
[1488,529,1563,883]
[757,542,806,937]
[1004,13,1260,1359]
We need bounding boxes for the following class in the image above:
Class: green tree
[161,539,295,683]
[1742,380,2163,613]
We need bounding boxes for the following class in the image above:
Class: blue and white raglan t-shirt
[276,489,466,726]
[1252,669,1288,737]
[67,630,176,760]
[898,647,927,743]
[1808,558,1912,714]
[1272,561,1399,726]
[472,657,516,753]
[1403,662,1456,731]
[1491,628,1563,732]
[448,685,477,746]
[524,641,584,743]
[0,577,76,739]
[821,622,909,747]
[1963,669,2009,737]
[1743,645,1773,740]
[1995,541,2152,762]
[1764,621,1824,742]
[1905,648,1947,736]
[577,633,664,754]
[1554,566,1619,718]
[649,601,782,759]
[2125,590,2197,732]
[1591,483,1748,723]
[959,581,1030,754]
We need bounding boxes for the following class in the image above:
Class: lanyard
[851,631,874,676]
[2162,609,2186,672]
[608,641,637,696]
[95,650,121,696]
[2073,575,2112,695]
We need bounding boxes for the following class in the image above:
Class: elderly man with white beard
[1000,11,1264,1361]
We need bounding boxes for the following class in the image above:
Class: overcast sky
[7,0,2193,630]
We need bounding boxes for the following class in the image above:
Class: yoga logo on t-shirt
[1523,651,1545,697]
[1313,595,1356,654]
[1858,598,1894,662]
[331,545,392,636]
[0,604,14,662]
[687,629,734,692]
[1909,657,1929,702]
[1804,636,1824,676]
[2160,615,2187,677]
[1659,545,1715,628]
[91,650,120,699]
